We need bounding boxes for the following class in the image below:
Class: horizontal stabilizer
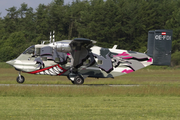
[112,45,118,49]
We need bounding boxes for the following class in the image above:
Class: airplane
[6,30,172,85]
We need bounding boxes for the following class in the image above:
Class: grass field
[0,67,180,85]
[1,96,180,120]
[0,66,180,119]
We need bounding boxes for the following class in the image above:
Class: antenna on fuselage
[49,32,52,43]
[53,30,55,45]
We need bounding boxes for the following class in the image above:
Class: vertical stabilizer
[147,29,173,66]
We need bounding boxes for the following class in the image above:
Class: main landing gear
[74,75,84,84]
[68,73,84,85]
[16,71,25,83]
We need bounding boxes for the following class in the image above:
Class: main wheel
[74,75,84,85]
[16,75,25,83]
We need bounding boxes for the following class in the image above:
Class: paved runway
[0,84,141,87]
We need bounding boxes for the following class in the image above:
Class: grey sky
[0,0,74,17]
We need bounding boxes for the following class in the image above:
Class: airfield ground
[0,65,180,119]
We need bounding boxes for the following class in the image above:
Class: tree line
[0,0,180,65]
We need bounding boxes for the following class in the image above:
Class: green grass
[0,96,180,120]
[0,85,180,119]
[0,67,180,119]
[0,62,13,68]
[1,85,180,97]
[0,68,180,85]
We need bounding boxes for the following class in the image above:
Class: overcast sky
[0,0,74,17]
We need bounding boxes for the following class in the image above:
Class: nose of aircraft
[6,60,15,66]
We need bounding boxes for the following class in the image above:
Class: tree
[0,0,180,63]
[4,6,18,33]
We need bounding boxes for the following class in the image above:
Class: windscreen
[22,45,35,54]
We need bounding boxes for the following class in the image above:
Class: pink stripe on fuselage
[147,58,152,62]
[122,69,134,73]
[115,52,130,57]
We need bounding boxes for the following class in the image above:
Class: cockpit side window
[23,45,35,54]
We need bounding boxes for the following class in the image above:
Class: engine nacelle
[56,42,72,53]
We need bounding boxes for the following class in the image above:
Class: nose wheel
[17,72,25,83]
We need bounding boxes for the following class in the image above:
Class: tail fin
[147,29,173,66]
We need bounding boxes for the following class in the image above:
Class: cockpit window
[23,45,35,54]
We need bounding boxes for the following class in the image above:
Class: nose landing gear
[16,71,25,83]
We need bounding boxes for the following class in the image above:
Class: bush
[171,51,180,66]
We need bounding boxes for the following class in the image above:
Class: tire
[16,75,25,84]
[74,75,84,85]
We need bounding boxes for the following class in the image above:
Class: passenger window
[97,60,103,65]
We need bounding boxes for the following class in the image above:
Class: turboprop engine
[56,41,72,53]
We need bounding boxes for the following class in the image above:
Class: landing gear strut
[16,71,25,83]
